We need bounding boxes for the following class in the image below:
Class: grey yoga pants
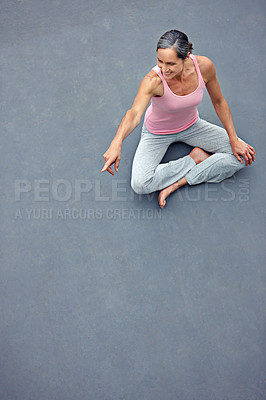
[131,118,245,195]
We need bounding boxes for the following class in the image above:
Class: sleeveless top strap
[189,54,205,87]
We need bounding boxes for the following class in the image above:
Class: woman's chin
[164,73,172,79]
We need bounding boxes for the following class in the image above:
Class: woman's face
[157,48,186,80]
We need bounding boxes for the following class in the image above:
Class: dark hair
[156,29,193,60]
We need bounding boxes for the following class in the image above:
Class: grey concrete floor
[1,1,266,399]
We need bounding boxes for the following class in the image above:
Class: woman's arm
[101,73,158,175]
[200,57,255,166]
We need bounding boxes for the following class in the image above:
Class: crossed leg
[131,120,245,208]
[157,119,245,207]
[158,147,210,208]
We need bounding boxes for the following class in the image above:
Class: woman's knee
[131,174,152,195]
[217,154,245,181]
[228,154,245,171]
[131,177,147,195]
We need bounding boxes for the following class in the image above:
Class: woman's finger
[101,163,108,172]
[106,166,114,175]
[101,155,114,172]
[115,158,120,172]
[245,152,252,166]
[234,152,243,163]
[248,147,256,161]
[248,145,255,153]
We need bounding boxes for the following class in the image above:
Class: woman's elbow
[212,96,227,109]
[126,109,142,126]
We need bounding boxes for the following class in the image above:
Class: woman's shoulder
[194,55,216,83]
[145,68,162,83]
[140,68,163,95]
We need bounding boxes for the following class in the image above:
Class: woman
[101,30,255,208]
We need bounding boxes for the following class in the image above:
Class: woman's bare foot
[189,147,210,165]
[158,147,210,208]
[158,177,187,208]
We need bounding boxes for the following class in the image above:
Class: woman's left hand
[230,138,256,166]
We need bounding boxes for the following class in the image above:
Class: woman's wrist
[229,136,239,144]
[227,130,238,143]
[111,137,123,148]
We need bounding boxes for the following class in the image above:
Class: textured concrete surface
[1,1,265,399]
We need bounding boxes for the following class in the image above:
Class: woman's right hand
[101,143,122,175]
[101,72,156,176]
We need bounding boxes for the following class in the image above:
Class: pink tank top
[144,54,205,135]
